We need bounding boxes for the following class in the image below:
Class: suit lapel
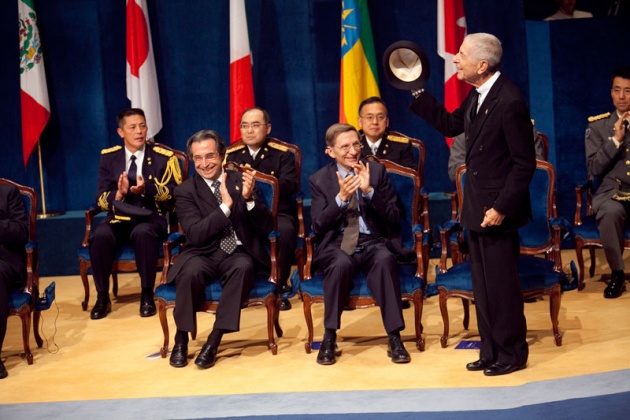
[194,174,218,210]
[466,74,505,155]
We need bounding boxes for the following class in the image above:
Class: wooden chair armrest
[419,192,430,234]
[81,208,101,246]
[304,235,317,280]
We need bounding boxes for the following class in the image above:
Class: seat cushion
[78,243,165,262]
[156,275,276,303]
[435,256,568,293]
[9,290,31,310]
[300,263,424,298]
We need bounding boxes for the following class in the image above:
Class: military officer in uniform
[586,67,630,299]
[358,96,417,170]
[88,108,182,319]
[225,107,298,310]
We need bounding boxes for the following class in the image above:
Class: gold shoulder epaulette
[268,141,288,152]
[153,146,174,157]
[588,112,611,123]
[386,134,410,144]
[226,144,246,154]
[101,145,122,155]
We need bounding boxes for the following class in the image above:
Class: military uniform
[359,130,416,170]
[225,138,298,291]
[89,143,182,297]
[586,111,630,272]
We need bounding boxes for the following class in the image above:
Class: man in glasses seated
[308,123,412,366]
[358,96,416,170]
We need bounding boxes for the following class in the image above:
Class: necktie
[470,91,479,121]
[372,145,378,155]
[128,155,137,187]
[340,176,360,255]
[211,180,238,254]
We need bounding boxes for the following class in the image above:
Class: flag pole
[36,141,64,219]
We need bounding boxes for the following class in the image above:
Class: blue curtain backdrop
[1,0,629,221]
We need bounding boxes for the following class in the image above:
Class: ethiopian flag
[19,0,50,167]
[339,0,379,129]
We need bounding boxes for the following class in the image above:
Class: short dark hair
[186,130,226,160]
[358,96,387,116]
[240,107,270,124]
[116,108,145,128]
[612,67,630,84]
[325,123,359,147]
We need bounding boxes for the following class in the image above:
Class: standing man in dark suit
[585,66,630,299]
[0,182,28,379]
[88,108,182,320]
[167,130,273,369]
[410,33,536,376]
[309,123,410,366]
[226,107,298,310]
[358,96,417,170]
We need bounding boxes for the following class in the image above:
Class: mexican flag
[19,0,50,167]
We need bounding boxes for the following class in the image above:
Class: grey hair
[464,33,502,73]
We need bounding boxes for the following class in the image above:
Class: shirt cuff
[220,203,231,217]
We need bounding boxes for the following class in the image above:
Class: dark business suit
[167,172,273,333]
[0,184,28,353]
[88,143,181,293]
[309,160,406,334]
[410,73,536,366]
[226,138,298,287]
[359,130,416,170]
[586,111,630,271]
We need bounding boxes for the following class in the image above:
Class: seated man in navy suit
[309,123,410,365]
[167,130,273,369]
[0,182,29,379]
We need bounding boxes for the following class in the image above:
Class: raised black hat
[382,40,430,90]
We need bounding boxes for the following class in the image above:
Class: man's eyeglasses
[333,142,363,154]
[240,122,268,130]
[192,152,220,163]
[360,114,387,122]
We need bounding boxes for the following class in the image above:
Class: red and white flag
[437,0,471,147]
[126,0,162,140]
[19,0,50,167]
[230,0,255,144]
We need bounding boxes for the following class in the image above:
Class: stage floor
[1,251,630,416]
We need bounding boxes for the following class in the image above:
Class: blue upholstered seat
[431,160,576,348]
[297,159,429,354]
[2,178,43,365]
[155,165,283,357]
[573,176,630,290]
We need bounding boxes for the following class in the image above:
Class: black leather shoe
[316,338,337,365]
[90,296,111,320]
[169,343,188,368]
[195,343,218,369]
[466,358,494,371]
[483,362,526,376]
[280,298,292,311]
[402,301,411,309]
[0,360,7,379]
[387,336,411,363]
[604,272,626,299]
[140,294,157,317]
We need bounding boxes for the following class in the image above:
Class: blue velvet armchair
[76,142,189,311]
[428,160,578,348]
[296,159,429,353]
[2,178,43,365]
[155,162,283,357]
[573,175,630,290]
